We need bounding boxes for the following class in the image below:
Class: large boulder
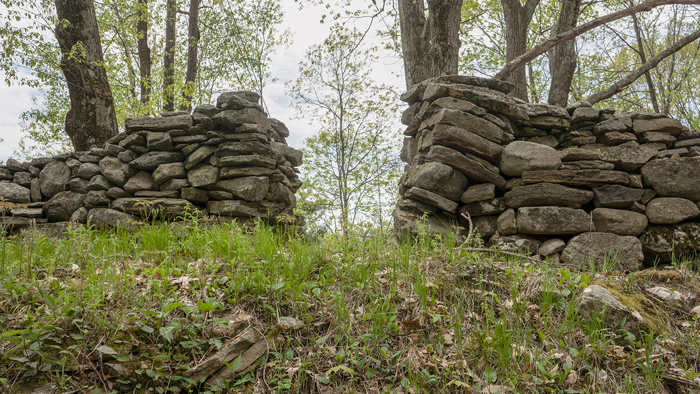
[591,208,648,236]
[645,197,700,224]
[499,141,561,177]
[43,191,86,222]
[561,232,644,271]
[39,160,71,198]
[639,223,700,263]
[641,157,700,200]
[504,183,594,208]
[633,117,683,136]
[0,183,31,203]
[401,162,467,202]
[516,206,592,235]
[577,284,649,338]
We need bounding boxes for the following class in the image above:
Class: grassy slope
[0,220,699,393]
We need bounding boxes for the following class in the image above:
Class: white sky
[0,1,404,162]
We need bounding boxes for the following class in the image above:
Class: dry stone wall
[0,91,303,230]
[394,75,700,269]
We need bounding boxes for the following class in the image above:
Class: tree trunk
[587,27,700,105]
[398,0,463,90]
[137,0,151,107]
[495,0,700,82]
[630,2,660,112]
[163,0,177,112]
[180,0,200,111]
[547,0,581,106]
[54,0,118,152]
[501,0,540,102]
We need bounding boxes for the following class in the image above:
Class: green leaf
[159,326,175,342]
[315,334,329,345]
[164,302,185,312]
[485,367,497,383]
[116,354,132,362]
[326,364,355,376]
[230,354,242,371]
[197,300,215,313]
[269,281,286,290]
[316,375,330,385]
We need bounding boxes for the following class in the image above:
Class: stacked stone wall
[0,91,303,230]
[394,75,700,269]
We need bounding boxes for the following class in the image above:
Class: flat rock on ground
[562,232,644,271]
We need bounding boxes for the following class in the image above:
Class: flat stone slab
[422,124,503,164]
[125,115,192,132]
[645,197,700,224]
[516,206,592,235]
[641,157,700,200]
[504,183,593,208]
[111,198,196,218]
[522,169,630,187]
[404,187,458,213]
[421,108,505,144]
[426,145,506,188]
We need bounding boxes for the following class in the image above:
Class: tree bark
[137,0,152,107]
[495,0,700,82]
[587,27,700,105]
[180,0,200,111]
[501,0,540,101]
[54,0,118,151]
[163,0,177,112]
[398,0,463,90]
[630,2,660,112]
[547,0,581,106]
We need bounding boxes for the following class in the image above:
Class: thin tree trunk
[547,0,581,106]
[163,0,177,112]
[495,0,700,81]
[630,2,660,112]
[398,0,463,89]
[181,0,200,111]
[54,0,118,151]
[137,0,151,107]
[587,27,700,105]
[501,0,540,101]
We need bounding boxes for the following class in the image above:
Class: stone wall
[394,75,700,270]
[0,91,303,230]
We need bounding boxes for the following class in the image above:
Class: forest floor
[0,220,699,394]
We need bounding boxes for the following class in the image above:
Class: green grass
[0,219,699,393]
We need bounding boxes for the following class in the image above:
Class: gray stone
[265,183,295,205]
[571,107,599,123]
[497,208,517,236]
[39,160,71,198]
[517,206,592,235]
[467,215,498,241]
[0,183,31,203]
[421,123,504,164]
[428,96,488,117]
[30,157,53,168]
[593,185,645,208]
[499,141,561,177]
[633,117,683,136]
[129,151,185,171]
[505,183,594,208]
[70,207,88,223]
[425,145,506,188]
[212,108,266,131]
[577,285,648,338]
[173,135,208,144]
[270,141,303,167]
[118,133,146,149]
[270,118,290,138]
[641,189,657,205]
[656,148,689,159]
[209,190,234,200]
[393,207,458,239]
[134,190,179,198]
[592,208,648,236]
[674,138,700,149]
[160,179,191,191]
[125,115,192,133]
[527,115,571,130]
[104,143,125,156]
[217,91,261,108]
[559,147,601,161]
[124,171,157,194]
[599,131,637,145]
[404,187,458,213]
[640,131,676,146]
[87,208,141,230]
[117,149,139,163]
[420,108,505,144]
[184,145,217,170]
[182,328,262,382]
[562,233,644,271]
[461,183,495,204]
[640,223,700,263]
[646,197,700,224]
[188,165,220,188]
[111,198,197,219]
[526,135,559,148]
[77,162,101,180]
[146,132,174,151]
[423,83,528,121]
[98,156,132,187]
[9,207,43,218]
[401,162,467,202]
[30,178,41,202]
[214,141,274,157]
[43,191,86,222]
[216,176,270,202]
[539,239,566,256]
[106,187,129,199]
[560,160,615,170]
[522,169,629,187]
[181,187,209,203]
[153,162,186,185]
[84,190,110,207]
[220,167,275,179]
[207,199,282,219]
[486,235,541,255]
[460,198,507,217]
[599,143,657,172]
[641,157,700,200]
[216,155,276,169]
[69,177,89,194]
[629,174,643,188]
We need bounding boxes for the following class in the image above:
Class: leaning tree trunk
[55,0,118,152]
[398,0,463,90]
[547,0,581,106]
[181,0,200,111]
[630,2,660,112]
[137,0,152,107]
[163,0,177,112]
[501,0,540,102]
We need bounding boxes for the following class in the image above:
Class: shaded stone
[393,206,458,239]
[99,156,132,187]
[146,132,174,151]
[153,162,186,185]
[640,223,700,263]
[69,177,89,194]
[599,131,637,145]
[423,83,528,121]
[205,339,268,387]
[401,162,467,201]
[134,190,179,198]
[216,155,276,169]
[421,123,504,164]
[641,189,657,205]
[461,183,495,204]
[466,215,498,241]
[593,185,645,208]
[562,233,644,271]
[111,198,197,218]
[188,165,220,188]
[598,143,657,172]
[539,239,566,256]
[594,119,628,135]
[216,176,269,202]
[124,171,157,194]
[39,161,70,198]
[125,114,192,132]
[130,151,185,170]
[559,147,600,161]
[497,208,517,236]
[640,132,676,146]
[404,187,458,213]
[486,235,541,255]
[181,187,210,203]
[70,207,88,223]
[209,190,234,200]
[592,208,648,236]
[517,206,592,235]
[160,178,191,191]
[266,183,296,205]
[656,148,689,159]
[522,169,629,187]
[30,178,42,202]
[633,117,683,136]
[641,157,700,200]
[117,149,139,163]
[87,175,113,191]
[217,91,261,108]
[104,143,125,156]
[212,108,265,131]
[560,160,615,170]
[106,187,129,199]
[0,182,31,203]
[118,134,146,149]
[184,145,217,170]
[87,208,141,230]
[646,197,700,224]
[43,191,86,222]
[270,118,290,138]
[214,141,274,157]
[173,135,208,144]
[500,141,561,177]
[220,167,274,179]
[84,190,110,207]
[270,141,303,167]
[504,183,594,208]
[425,145,506,188]
[207,199,281,218]
[526,135,559,148]
[674,138,700,149]
[571,106,599,123]
[629,174,643,188]
[460,198,507,217]
[77,162,101,180]
[528,115,571,129]
[577,285,648,339]
[420,108,505,144]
